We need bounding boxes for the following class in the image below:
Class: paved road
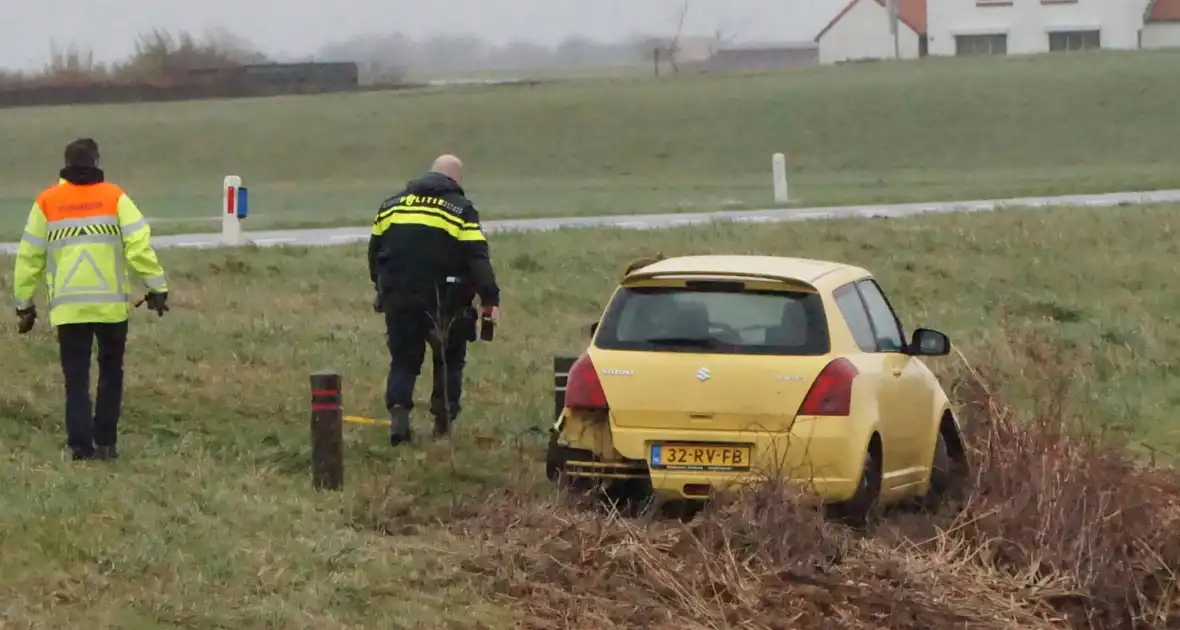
[3,188,1179,255]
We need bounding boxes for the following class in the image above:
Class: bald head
[431,154,463,184]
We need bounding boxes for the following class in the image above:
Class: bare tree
[708,18,745,57]
[665,0,691,73]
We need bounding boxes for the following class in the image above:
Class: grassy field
[3,49,1180,237]
[1,205,1179,628]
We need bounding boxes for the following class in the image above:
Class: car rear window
[594,282,830,356]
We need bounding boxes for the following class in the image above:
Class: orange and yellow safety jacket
[13,172,168,326]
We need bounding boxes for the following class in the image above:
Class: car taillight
[565,353,609,410]
[797,358,858,416]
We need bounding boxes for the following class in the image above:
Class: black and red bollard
[310,370,344,491]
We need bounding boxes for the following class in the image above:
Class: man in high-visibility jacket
[13,138,170,461]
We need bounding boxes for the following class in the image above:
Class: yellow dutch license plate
[650,443,751,471]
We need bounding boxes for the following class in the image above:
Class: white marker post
[222,175,243,246]
[772,153,789,204]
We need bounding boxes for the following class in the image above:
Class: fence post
[553,356,577,421]
[310,370,343,491]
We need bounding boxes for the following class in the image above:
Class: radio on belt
[444,276,494,342]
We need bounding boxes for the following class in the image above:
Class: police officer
[13,138,170,461]
[368,154,500,446]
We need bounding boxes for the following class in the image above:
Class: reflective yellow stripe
[20,231,48,248]
[374,210,461,237]
[372,204,480,236]
[121,218,146,234]
[457,226,486,242]
[377,204,465,226]
[116,194,168,292]
[13,201,48,310]
[50,293,130,309]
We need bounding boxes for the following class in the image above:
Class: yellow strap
[372,204,483,238]
[457,226,486,242]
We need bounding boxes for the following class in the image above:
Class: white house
[815,0,929,64]
[1142,0,1180,48]
[925,0,1167,56]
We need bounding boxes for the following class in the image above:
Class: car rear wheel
[919,430,960,512]
[828,448,882,530]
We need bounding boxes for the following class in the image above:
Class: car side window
[834,284,877,353]
[856,279,905,352]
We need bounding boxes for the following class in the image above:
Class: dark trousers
[384,304,471,419]
[56,321,129,455]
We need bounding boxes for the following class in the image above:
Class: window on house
[1048,30,1101,52]
[955,34,1008,56]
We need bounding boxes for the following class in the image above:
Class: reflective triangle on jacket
[58,250,112,293]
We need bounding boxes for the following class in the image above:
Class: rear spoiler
[622,270,820,293]
[620,255,666,280]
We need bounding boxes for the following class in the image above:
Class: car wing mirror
[908,328,951,356]
[588,321,599,338]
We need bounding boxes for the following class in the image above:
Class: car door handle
[891,368,902,377]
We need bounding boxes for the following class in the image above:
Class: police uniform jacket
[367,172,500,312]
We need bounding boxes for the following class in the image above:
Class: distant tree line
[313,31,670,81]
[0,28,267,87]
[0,27,705,89]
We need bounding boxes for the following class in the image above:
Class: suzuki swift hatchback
[546,255,969,525]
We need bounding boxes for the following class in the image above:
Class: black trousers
[57,321,128,454]
[383,304,472,419]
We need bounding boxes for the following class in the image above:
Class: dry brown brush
[452,333,1180,629]
[938,334,1180,629]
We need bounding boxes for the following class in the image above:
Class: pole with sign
[221,175,247,246]
[772,153,789,204]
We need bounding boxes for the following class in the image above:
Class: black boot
[389,406,412,447]
[431,401,458,440]
[432,413,451,440]
[95,445,119,460]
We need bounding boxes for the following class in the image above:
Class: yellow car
[546,254,969,525]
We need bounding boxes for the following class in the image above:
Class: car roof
[623,254,870,289]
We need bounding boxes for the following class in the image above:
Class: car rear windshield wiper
[640,336,720,349]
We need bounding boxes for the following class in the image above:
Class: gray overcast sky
[1,0,846,71]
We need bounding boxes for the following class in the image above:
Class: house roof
[1147,0,1180,22]
[815,0,928,41]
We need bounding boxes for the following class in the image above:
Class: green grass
[3,49,1180,237]
[1,204,1178,627]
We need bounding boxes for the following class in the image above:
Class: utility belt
[381,276,493,342]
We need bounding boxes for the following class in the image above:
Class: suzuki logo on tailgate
[696,367,710,382]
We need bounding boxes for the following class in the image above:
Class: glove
[372,283,385,313]
[16,306,36,334]
[145,291,169,317]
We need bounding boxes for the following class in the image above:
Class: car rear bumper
[549,418,868,503]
